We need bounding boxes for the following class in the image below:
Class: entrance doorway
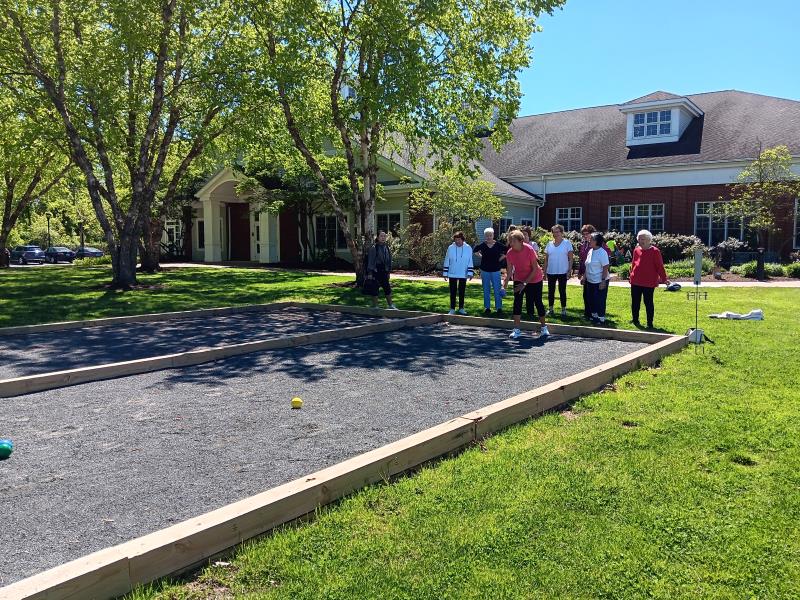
[227,203,251,261]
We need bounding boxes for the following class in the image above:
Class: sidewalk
[161,263,800,288]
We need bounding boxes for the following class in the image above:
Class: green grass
[3,267,799,599]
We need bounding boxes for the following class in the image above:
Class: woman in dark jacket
[366,230,398,309]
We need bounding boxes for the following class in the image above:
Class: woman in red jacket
[629,229,670,328]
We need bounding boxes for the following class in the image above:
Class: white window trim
[555,207,583,231]
[375,211,404,236]
[693,201,746,247]
[315,214,349,250]
[794,198,800,250]
[608,203,665,233]
[632,110,672,139]
[197,219,205,249]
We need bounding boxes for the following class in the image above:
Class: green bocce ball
[0,439,13,460]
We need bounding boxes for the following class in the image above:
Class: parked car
[10,245,45,264]
[45,246,76,263]
[74,246,104,259]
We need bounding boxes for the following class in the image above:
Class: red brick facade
[540,184,797,255]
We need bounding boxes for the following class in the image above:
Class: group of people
[365,222,670,337]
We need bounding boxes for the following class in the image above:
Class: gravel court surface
[0,322,648,584]
[0,307,392,379]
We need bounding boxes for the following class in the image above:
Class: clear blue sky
[519,0,799,116]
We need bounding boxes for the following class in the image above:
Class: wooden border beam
[0,314,443,397]
[1,326,688,599]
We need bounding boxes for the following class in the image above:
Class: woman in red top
[629,229,670,328]
[503,230,549,339]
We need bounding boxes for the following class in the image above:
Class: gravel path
[0,308,389,379]
[0,323,647,585]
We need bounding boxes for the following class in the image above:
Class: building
[173,90,800,264]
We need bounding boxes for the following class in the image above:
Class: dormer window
[633,110,671,138]
[620,92,703,146]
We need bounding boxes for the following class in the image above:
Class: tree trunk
[0,229,10,268]
[139,216,162,272]
[112,236,139,289]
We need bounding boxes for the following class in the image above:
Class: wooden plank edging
[0,302,298,337]
[0,332,688,600]
[0,314,443,397]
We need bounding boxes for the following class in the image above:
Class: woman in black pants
[442,231,474,315]
[543,224,574,317]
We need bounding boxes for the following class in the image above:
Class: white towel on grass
[709,309,764,320]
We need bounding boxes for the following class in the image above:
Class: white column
[259,211,270,263]
[201,195,222,262]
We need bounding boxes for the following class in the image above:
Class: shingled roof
[622,90,685,104]
[480,90,800,178]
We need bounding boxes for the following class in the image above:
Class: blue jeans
[587,281,608,318]
[481,270,503,310]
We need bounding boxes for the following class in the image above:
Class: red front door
[228,203,251,261]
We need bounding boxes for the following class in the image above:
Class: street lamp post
[45,211,52,250]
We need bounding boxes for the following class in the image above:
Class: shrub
[617,263,631,280]
[790,250,800,264]
[650,233,706,262]
[74,255,112,267]
[711,237,751,269]
[398,221,477,273]
[730,261,785,278]
[604,231,634,254]
[784,262,800,278]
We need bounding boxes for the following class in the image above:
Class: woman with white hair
[629,229,669,328]
[473,227,507,314]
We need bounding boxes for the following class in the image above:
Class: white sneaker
[540,325,550,337]
[448,309,456,315]
[561,308,567,317]
[457,308,467,315]
[388,304,398,310]
[509,328,522,339]
[546,308,553,316]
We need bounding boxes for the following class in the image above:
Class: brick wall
[540,184,795,255]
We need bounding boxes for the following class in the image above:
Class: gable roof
[383,140,540,202]
[623,91,684,104]
[480,90,800,178]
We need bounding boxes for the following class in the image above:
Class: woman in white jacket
[442,231,474,314]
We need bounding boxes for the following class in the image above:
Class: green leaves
[718,145,800,246]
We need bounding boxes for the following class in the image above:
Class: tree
[410,170,505,226]
[0,86,71,267]
[718,145,800,251]
[243,0,565,280]
[239,154,354,263]
[1,0,244,287]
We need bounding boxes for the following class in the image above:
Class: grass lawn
[2,266,799,598]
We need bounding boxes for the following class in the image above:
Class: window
[694,202,746,247]
[633,110,671,138]
[255,223,261,255]
[795,199,800,249]
[609,204,664,233]
[498,218,513,233]
[555,207,582,232]
[165,220,182,244]
[315,215,348,250]
[376,212,402,237]
[197,220,205,249]
[520,218,534,227]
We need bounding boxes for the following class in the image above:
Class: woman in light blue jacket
[442,231,474,314]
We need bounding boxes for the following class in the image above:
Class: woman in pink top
[503,230,549,339]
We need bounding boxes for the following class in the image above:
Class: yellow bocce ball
[291,397,303,409]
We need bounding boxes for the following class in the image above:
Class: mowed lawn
[2,267,799,599]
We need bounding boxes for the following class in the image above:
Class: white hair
[483,227,495,236]
[637,229,653,241]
